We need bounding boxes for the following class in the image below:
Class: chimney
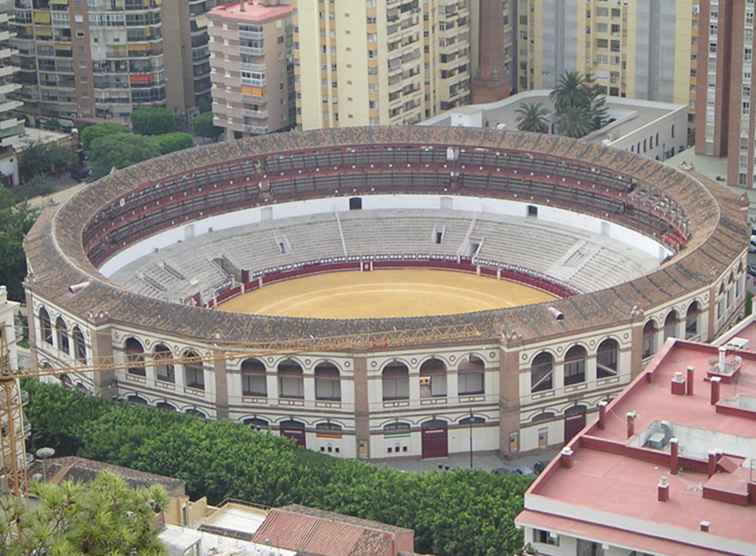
[707,450,718,477]
[239,0,246,12]
[700,521,711,533]
[686,366,695,396]
[671,372,686,395]
[670,437,679,475]
[718,346,727,372]
[560,447,574,468]
[626,411,637,438]
[597,401,607,429]
[710,376,721,405]
[657,476,670,502]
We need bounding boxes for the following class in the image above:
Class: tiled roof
[24,127,748,347]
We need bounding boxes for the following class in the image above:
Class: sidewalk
[370,448,560,474]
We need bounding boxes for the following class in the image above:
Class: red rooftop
[516,335,756,555]
[209,0,294,24]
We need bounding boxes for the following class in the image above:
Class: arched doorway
[279,419,306,448]
[421,419,448,459]
[564,405,587,443]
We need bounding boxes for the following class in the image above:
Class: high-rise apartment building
[515,0,696,105]
[695,0,756,188]
[12,0,216,126]
[208,0,294,139]
[0,0,23,154]
[293,0,472,131]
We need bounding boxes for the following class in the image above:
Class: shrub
[192,112,224,140]
[22,380,531,556]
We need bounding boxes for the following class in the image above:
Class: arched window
[686,302,700,339]
[383,422,411,436]
[596,338,619,378]
[315,422,343,436]
[530,352,553,393]
[244,417,269,431]
[241,358,267,397]
[458,355,485,395]
[153,344,174,383]
[642,320,658,358]
[664,311,678,342]
[156,401,176,411]
[126,394,148,405]
[382,362,409,401]
[55,317,69,355]
[39,308,52,345]
[314,362,341,401]
[531,412,556,423]
[73,327,86,364]
[183,350,205,390]
[185,408,206,419]
[564,345,587,386]
[419,358,447,398]
[278,359,304,399]
[459,415,485,426]
[125,338,145,376]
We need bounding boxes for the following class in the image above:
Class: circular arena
[26,126,748,460]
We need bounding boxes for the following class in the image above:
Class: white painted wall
[100,195,670,276]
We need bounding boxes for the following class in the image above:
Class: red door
[421,420,448,459]
[563,406,587,443]
[280,420,306,448]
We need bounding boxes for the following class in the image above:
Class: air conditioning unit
[419,377,431,386]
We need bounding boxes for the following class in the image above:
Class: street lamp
[35,446,55,481]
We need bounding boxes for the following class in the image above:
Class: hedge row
[22,380,530,556]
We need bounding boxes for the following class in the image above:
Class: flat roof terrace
[518,339,756,555]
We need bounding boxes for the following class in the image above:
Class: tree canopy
[515,102,550,133]
[131,106,177,136]
[89,133,161,178]
[22,380,532,556]
[549,71,610,138]
[0,471,167,555]
[79,122,128,150]
[0,186,37,300]
[18,142,77,183]
[151,132,194,155]
[192,111,224,140]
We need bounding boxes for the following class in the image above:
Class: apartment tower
[516,0,696,105]
[208,0,294,139]
[12,0,216,126]
[0,0,23,185]
[695,0,756,188]
[294,0,474,131]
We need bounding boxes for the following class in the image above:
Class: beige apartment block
[294,0,477,131]
[208,0,294,139]
[516,0,697,106]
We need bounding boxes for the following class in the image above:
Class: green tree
[557,104,594,138]
[151,132,194,155]
[0,186,37,300]
[192,111,224,140]
[22,380,533,556]
[515,102,550,133]
[131,106,177,136]
[18,142,77,182]
[0,471,167,556]
[80,122,128,150]
[89,133,161,178]
[550,71,587,113]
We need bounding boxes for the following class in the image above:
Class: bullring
[25,126,749,460]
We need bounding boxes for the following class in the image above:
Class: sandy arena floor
[218,269,555,319]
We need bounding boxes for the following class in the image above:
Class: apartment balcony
[243,124,268,135]
[0,82,21,96]
[0,98,22,113]
[239,45,264,57]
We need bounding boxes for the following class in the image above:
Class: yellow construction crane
[0,322,482,497]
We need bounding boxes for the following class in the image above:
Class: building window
[55,317,69,355]
[596,338,619,378]
[642,320,657,358]
[686,302,700,339]
[40,307,53,345]
[664,311,679,342]
[314,362,341,401]
[533,529,559,546]
[563,345,587,385]
[382,362,409,401]
[73,327,86,364]
[153,344,174,383]
[241,358,267,397]
[419,358,447,398]
[530,352,554,393]
[278,359,304,399]
[183,351,205,390]
[125,338,145,376]
[458,355,485,395]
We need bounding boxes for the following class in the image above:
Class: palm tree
[557,104,594,138]
[515,102,550,133]
[550,71,588,113]
[589,94,609,131]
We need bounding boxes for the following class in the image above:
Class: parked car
[748,265,756,278]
